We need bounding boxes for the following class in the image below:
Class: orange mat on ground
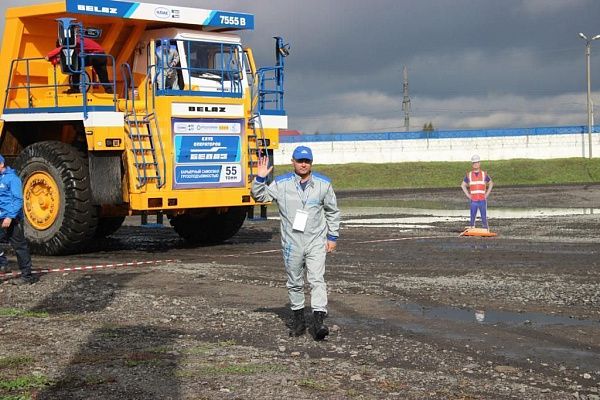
[460,228,497,237]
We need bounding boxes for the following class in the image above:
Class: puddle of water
[344,216,462,227]
[339,207,600,228]
[331,302,600,370]
[330,303,600,369]
[343,223,438,229]
[343,207,600,218]
[397,301,599,327]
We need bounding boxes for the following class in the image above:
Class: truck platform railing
[255,37,288,116]
[151,66,244,98]
[256,65,285,115]
[3,55,117,118]
[246,67,270,183]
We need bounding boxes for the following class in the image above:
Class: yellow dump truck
[0,0,288,255]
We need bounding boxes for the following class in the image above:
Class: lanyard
[295,179,312,209]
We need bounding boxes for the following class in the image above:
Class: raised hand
[257,155,273,178]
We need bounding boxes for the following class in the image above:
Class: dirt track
[1,184,600,399]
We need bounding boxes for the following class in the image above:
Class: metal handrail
[3,55,116,117]
[257,65,285,113]
[121,63,148,188]
[79,52,116,118]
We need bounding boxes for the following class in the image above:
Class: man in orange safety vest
[460,154,494,229]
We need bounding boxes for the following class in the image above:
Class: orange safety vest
[468,170,487,201]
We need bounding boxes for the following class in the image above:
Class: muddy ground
[1,184,600,399]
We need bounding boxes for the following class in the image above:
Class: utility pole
[402,65,411,132]
[579,32,600,158]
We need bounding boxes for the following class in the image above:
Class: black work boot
[313,311,329,341]
[289,308,306,337]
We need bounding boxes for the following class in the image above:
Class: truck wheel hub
[23,172,60,230]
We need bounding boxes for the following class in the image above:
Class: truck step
[133,161,158,167]
[127,132,153,138]
[137,175,160,181]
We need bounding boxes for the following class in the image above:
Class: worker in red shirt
[461,154,494,230]
[45,36,112,94]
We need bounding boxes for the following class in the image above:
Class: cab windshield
[188,42,241,82]
[153,39,244,97]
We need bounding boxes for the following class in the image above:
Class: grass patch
[339,198,451,209]
[0,308,48,319]
[0,375,49,391]
[185,344,215,355]
[0,395,32,400]
[309,157,600,190]
[124,352,164,368]
[200,363,283,375]
[0,357,33,369]
[298,378,329,391]
[124,359,161,368]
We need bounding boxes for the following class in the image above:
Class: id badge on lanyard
[292,209,309,232]
[293,180,311,232]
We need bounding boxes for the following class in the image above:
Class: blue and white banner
[174,165,242,186]
[174,135,240,164]
[66,0,254,30]
[172,118,245,189]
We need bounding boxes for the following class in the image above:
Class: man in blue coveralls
[0,154,38,284]
[251,146,340,340]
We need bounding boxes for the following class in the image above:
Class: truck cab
[135,30,248,95]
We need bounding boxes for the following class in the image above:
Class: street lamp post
[579,32,600,158]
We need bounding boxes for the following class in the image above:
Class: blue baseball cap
[292,146,313,161]
[0,155,4,164]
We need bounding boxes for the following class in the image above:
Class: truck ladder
[121,64,166,189]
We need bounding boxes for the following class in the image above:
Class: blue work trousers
[470,200,488,228]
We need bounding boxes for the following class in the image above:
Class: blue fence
[280,125,600,143]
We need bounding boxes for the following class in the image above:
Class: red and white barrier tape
[222,249,280,258]
[221,235,458,257]
[0,259,177,281]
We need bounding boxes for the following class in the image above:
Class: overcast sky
[2,0,600,133]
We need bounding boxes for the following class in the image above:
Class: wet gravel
[0,184,600,399]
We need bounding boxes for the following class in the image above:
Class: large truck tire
[14,141,99,255]
[170,207,247,245]
[95,216,126,238]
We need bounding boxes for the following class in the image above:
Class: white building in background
[275,125,599,165]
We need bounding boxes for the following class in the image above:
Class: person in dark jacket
[46,36,113,94]
[0,155,38,284]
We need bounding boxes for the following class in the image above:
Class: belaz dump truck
[0,0,289,255]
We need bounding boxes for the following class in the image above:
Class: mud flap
[89,151,123,205]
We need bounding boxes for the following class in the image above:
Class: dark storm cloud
[1,0,599,131]
[207,0,600,130]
